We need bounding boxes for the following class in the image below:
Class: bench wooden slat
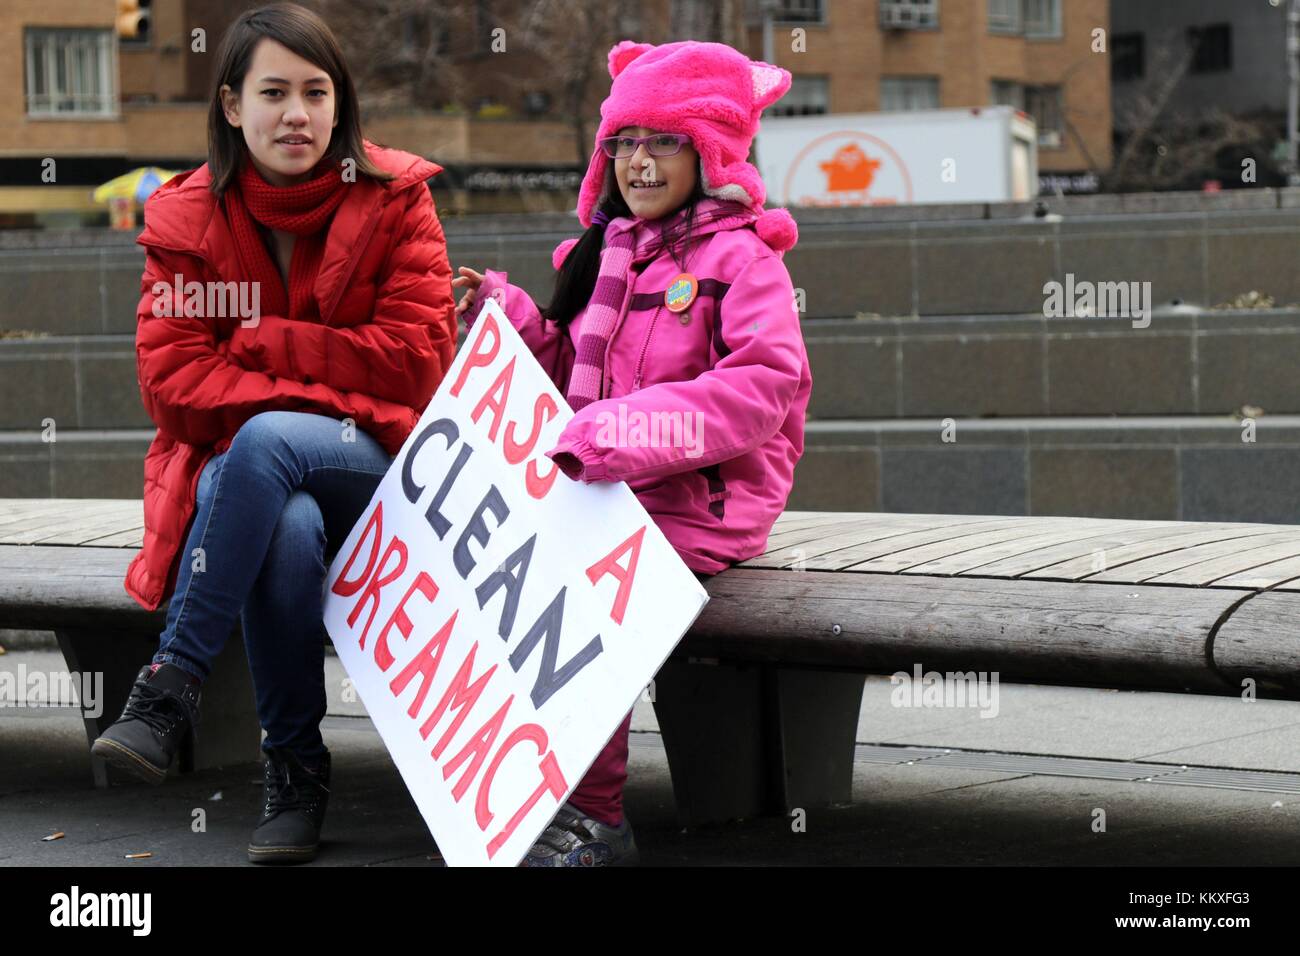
[875,519,1150,575]
[745,516,933,563]
[822,517,1065,573]
[769,512,871,535]
[1146,540,1300,586]
[31,505,145,545]
[947,521,1185,577]
[762,515,1026,570]
[0,499,78,519]
[1038,524,1287,581]
[747,516,979,568]
[1201,553,1300,589]
[1085,529,1300,583]
[77,528,146,547]
[0,501,140,544]
[1021,524,1298,582]
[891,518,1121,575]
[753,514,894,556]
[0,500,73,530]
[849,517,1089,574]
[0,499,133,521]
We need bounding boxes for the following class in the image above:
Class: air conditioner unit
[880,5,920,30]
[880,2,934,30]
[1039,130,1062,148]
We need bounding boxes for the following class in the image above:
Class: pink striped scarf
[566,198,754,411]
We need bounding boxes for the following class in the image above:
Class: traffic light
[115,0,152,42]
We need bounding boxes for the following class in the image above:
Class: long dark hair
[544,158,707,327]
[206,2,393,195]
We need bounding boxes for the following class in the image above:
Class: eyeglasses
[598,133,692,159]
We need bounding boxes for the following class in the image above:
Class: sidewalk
[3,648,1300,866]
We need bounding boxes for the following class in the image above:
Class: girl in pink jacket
[454,39,812,866]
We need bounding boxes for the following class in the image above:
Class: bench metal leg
[54,626,262,787]
[652,657,864,826]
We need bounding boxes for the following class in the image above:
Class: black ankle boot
[91,663,200,784]
[248,747,331,864]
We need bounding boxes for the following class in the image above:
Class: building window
[475,0,492,54]
[1112,33,1144,81]
[775,0,827,23]
[991,79,1025,111]
[1024,0,1060,38]
[881,76,939,111]
[1188,23,1231,74]
[25,29,117,117]
[987,0,1021,34]
[878,0,939,29]
[1025,84,1063,147]
[768,75,829,116]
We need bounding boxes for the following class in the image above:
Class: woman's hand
[452,266,485,320]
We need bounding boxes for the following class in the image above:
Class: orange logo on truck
[818,144,881,192]
[783,131,912,206]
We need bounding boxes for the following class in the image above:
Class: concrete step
[3,415,1298,524]
[791,414,1300,521]
[7,306,1299,433]
[0,429,153,498]
[7,207,1300,333]
[804,308,1300,419]
[0,334,148,432]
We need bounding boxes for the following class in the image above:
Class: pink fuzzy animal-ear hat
[575,40,798,251]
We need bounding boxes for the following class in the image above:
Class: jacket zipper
[632,306,663,391]
[319,207,382,326]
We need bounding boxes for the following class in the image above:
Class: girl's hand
[452,266,485,319]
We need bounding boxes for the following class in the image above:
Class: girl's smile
[613,126,698,219]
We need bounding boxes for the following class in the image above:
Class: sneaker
[519,803,639,867]
[247,747,331,864]
[91,663,200,785]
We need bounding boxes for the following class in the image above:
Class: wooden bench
[4,501,1300,826]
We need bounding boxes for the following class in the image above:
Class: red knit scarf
[223,158,348,321]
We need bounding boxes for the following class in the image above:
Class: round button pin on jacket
[665,273,698,313]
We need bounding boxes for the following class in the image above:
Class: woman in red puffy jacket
[93,2,455,864]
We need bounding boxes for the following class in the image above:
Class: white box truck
[754,105,1039,207]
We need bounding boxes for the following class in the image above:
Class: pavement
[3,646,1300,866]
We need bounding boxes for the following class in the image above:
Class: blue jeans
[152,411,394,761]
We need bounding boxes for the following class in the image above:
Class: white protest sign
[321,298,709,867]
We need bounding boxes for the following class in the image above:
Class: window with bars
[775,0,826,23]
[1025,84,1063,147]
[1025,0,1061,38]
[25,29,117,117]
[987,0,1022,34]
[767,75,829,116]
[991,79,1025,111]
[881,76,939,111]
